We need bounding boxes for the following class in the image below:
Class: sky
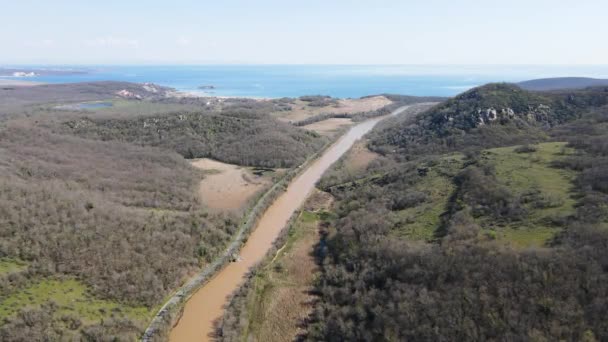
[2,0,607,65]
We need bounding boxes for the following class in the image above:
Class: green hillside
[370,83,608,156]
[303,85,608,341]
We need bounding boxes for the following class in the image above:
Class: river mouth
[168,106,414,341]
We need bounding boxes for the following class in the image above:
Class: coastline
[0,79,44,86]
[167,89,273,100]
[3,64,608,98]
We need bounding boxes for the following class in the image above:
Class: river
[169,105,417,341]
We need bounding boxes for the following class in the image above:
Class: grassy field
[392,154,464,241]
[0,271,157,340]
[323,141,577,247]
[391,142,579,246]
[482,142,577,247]
[0,278,151,325]
[301,117,352,137]
[0,259,27,275]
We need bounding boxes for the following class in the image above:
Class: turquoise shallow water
[2,65,608,98]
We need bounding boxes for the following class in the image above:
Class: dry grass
[252,233,317,341]
[301,118,353,136]
[272,96,392,122]
[245,190,332,342]
[191,158,271,213]
[342,140,380,173]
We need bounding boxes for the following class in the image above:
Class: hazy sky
[2,0,607,65]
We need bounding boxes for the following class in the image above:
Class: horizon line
[3,63,608,67]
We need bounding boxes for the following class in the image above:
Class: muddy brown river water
[169,106,413,341]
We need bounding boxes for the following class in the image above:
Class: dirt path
[168,105,415,341]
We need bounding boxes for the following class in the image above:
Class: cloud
[176,36,192,47]
[85,36,139,48]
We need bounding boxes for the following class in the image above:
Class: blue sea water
[2,65,608,98]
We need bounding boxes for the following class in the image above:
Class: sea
[2,65,608,98]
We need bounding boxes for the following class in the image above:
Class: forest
[0,82,335,340]
[304,85,608,341]
[0,125,241,339]
[58,108,326,168]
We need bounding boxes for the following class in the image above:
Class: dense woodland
[304,85,608,341]
[58,108,326,168]
[0,126,238,299]
[0,127,240,339]
[0,82,335,340]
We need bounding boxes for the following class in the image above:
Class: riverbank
[141,126,338,341]
[218,191,332,341]
[168,106,413,341]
